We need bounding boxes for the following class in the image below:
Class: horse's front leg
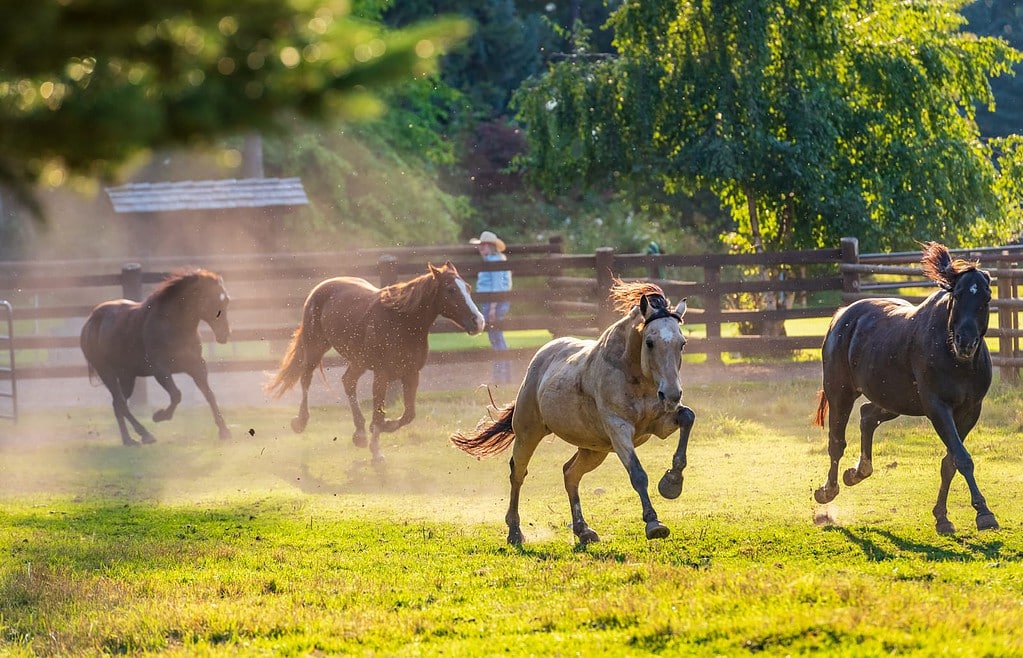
[605,415,668,540]
[186,362,231,440]
[151,371,181,425]
[658,406,694,499]
[929,405,997,533]
[341,366,368,448]
[380,371,419,434]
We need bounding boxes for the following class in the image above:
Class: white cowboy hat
[470,230,506,252]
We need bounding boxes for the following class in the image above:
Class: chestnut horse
[267,262,484,461]
[80,268,232,445]
[451,280,694,545]
[813,242,997,534]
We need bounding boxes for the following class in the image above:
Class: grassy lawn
[3,372,1023,655]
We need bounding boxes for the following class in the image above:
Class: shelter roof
[105,177,309,213]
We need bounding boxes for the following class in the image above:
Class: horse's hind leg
[505,426,546,545]
[844,402,898,487]
[814,384,856,504]
[291,345,329,434]
[102,373,153,445]
[341,366,368,447]
[563,448,608,544]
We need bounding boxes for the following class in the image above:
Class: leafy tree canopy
[515,0,1022,252]
[0,0,471,215]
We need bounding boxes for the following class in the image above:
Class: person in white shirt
[471,230,512,383]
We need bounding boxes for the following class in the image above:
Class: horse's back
[80,299,143,370]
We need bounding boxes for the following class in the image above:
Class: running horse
[80,268,232,445]
[451,280,694,545]
[267,262,485,461]
[813,242,998,534]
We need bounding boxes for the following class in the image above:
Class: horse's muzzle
[953,334,981,361]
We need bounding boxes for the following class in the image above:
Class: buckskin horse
[80,268,232,445]
[813,241,998,534]
[451,280,694,545]
[267,262,484,461]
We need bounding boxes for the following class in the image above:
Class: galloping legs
[563,449,609,544]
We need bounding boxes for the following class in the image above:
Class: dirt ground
[14,356,821,412]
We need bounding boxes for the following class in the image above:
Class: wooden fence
[3,236,1023,401]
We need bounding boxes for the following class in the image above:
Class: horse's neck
[149,296,201,329]
[598,316,643,377]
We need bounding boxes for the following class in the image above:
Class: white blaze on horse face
[642,319,684,410]
[456,278,486,334]
[970,283,978,295]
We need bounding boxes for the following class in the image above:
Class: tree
[0,0,471,216]
[514,0,1021,254]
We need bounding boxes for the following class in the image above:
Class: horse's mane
[608,277,668,315]
[920,242,981,291]
[147,268,220,304]
[379,269,438,313]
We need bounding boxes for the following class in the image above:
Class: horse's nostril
[658,391,665,401]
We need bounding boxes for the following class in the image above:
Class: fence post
[703,265,722,364]
[121,263,143,302]
[121,263,147,404]
[996,255,1019,384]
[378,255,398,287]
[548,235,564,255]
[840,237,860,300]
[595,247,616,330]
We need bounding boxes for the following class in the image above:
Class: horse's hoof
[371,453,385,465]
[814,484,838,504]
[842,468,868,487]
[219,428,232,440]
[153,409,171,423]
[977,513,1000,531]
[507,528,524,546]
[645,520,670,540]
[577,527,600,545]
[936,519,956,535]
[122,438,140,447]
[141,434,157,445]
[352,431,367,448]
[290,417,307,434]
[658,469,684,499]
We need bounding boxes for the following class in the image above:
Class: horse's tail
[80,314,99,386]
[451,403,516,458]
[812,389,829,428]
[266,321,317,399]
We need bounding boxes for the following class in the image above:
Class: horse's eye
[645,339,654,349]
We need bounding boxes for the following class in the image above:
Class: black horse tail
[813,389,829,428]
[266,322,316,399]
[451,404,516,458]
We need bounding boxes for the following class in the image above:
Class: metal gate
[0,300,16,421]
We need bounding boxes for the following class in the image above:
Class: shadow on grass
[826,525,1007,562]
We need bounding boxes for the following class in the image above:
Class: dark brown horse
[267,262,484,461]
[813,242,997,534]
[80,268,232,445]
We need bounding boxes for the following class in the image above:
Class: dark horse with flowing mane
[813,242,998,534]
[451,280,694,545]
[267,262,484,461]
[80,268,232,445]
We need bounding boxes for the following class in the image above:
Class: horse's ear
[428,262,440,276]
[639,295,650,316]
[674,298,688,318]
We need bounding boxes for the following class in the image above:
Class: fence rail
[4,236,1023,388]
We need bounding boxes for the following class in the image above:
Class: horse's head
[947,267,991,362]
[197,272,231,344]
[429,261,485,335]
[637,293,688,411]
[921,242,990,362]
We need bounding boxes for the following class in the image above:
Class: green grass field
[3,372,1023,656]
